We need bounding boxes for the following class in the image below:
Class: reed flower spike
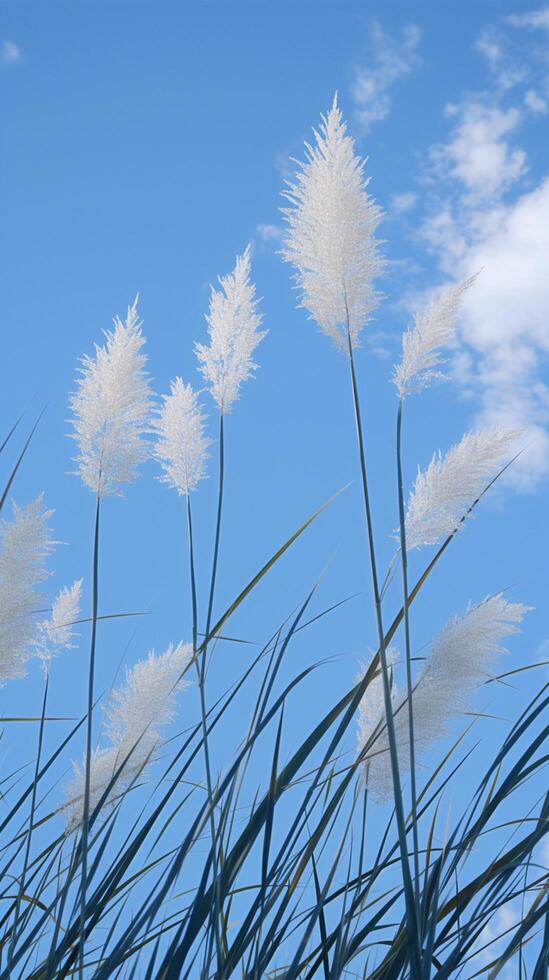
[69,298,153,496]
[404,428,519,549]
[154,379,212,495]
[196,247,266,413]
[282,94,383,352]
[36,578,83,675]
[358,594,528,799]
[393,275,477,399]
[64,642,192,831]
[0,496,54,685]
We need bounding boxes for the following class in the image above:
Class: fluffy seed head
[64,641,192,832]
[282,95,383,352]
[404,428,519,549]
[37,579,83,674]
[393,275,477,398]
[0,497,54,685]
[69,298,153,496]
[357,595,528,799]
[154,379,211,495]
[195,247,266,413]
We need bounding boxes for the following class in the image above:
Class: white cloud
[255,223,284,252]
[474,27,527,91]
[431,102,527,199]
[351,22,421,132]
[422,174,549,488]
[364,331,394,359]
[391,191,418,215]
[525,88,548,112]
[469,900,521,977]
[0,41,21,65]
[507,8,549,30]
[475,30,504,72]
[418,20,549,490]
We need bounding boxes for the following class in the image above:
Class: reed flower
[195,247,266,413]
[69,298,153,496]
[357,595,528,799]
[282,95,383,352]
[154,379,211,495]
[0,497,54,685]
[404,428,519,549]
[64,642,192,831]
[392,275,476,399]
[36,579,83,674]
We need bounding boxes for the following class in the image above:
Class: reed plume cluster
[0,95,544,980]
[0,496,54,684]
[357,595,529,800]
[64,642,191,832]
[196,246,266,413]
[282,95,383,350]
[69,298,153,497]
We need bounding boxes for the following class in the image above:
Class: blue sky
[1,0,549,970]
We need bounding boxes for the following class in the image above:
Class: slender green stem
[79,492,101,979]
[396,398,421,922]
[186,495,223,973]
[203,413,225,666]
[201,412,226,970]
[345,326,421,976]
[7,675,50,968]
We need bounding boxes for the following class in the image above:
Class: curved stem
[201,412,226,969]
[203,413,225,664]
[7,675,50,969]
[396,398,421,921]
[186,495,223,972]
[346,326,421,976]
[79,492,101,978]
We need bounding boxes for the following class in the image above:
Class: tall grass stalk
[78,492,100,979]
[346,322,421,974]
[396,397,421,916]
[200,412,226,973]
[185,493,223,972]
[6,675,49,971]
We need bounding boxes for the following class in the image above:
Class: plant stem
[204,413,225,669]
[7,675,50,969]
[79,492,101,979]
[186,495,223,973]
[345,326,421,976]
[396,397,421,924]
[202,412,226,968]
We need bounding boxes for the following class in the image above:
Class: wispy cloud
[0,41,21,66]
[351,22,421,133]
[255,222,284,253]
[524,87,548,112]
[416,15,549,490]
[390,191,418,216]
[471,901,521,978]
[430,101,527,200]
[507,7,549,30]
[474,26,527,91]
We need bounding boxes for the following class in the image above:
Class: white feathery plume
[154,379,212,495]
[0,497,54,685]
[69,298,153,496]
[357,595,529,800]
[392,275,477,399]
[356,648,398,801]
[64,641,192,832]
[282,94,383,353]
[36,579,83,674]
[195,247,267,413]
[404,428,519,550]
